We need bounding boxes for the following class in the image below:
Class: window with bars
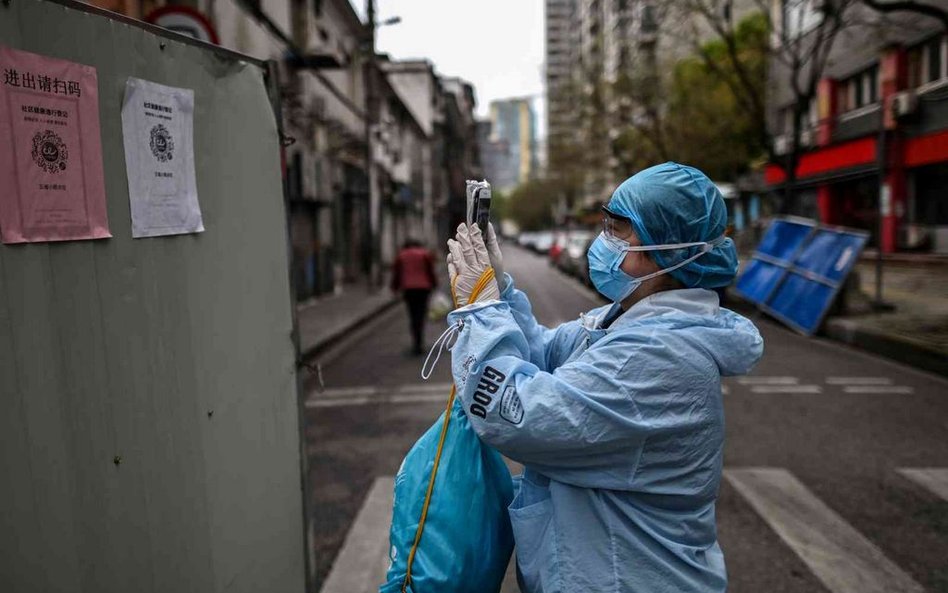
[835,65,880,114]
[908,35,947,88]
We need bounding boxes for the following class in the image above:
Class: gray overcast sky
[358,0,547,136]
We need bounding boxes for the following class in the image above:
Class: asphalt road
[304,244,948,593]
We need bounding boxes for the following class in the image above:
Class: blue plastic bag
[379,393,514,593]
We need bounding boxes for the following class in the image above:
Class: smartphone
[465,179,492,235]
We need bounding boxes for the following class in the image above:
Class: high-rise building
[546,0,759,205]
[488,97,538,192]
[545,0,577,151]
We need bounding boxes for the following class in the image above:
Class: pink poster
[0,46,110,243]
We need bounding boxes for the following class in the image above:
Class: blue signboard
[735,217,868,335]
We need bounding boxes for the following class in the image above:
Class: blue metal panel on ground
[756,218,814,259]
[793,230,864,283]
[766,273,836,334]
[734,260,784,305]
[735,217,868,335]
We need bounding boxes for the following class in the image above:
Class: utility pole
[364,0,380,290]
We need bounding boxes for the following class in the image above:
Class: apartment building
[766,3,948,253]
[89,0,484,295]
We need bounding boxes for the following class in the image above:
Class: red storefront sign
[905,129,948,167]
[765,137,877,185]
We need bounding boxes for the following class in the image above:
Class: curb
[300,297,400,361]
[823,318,948,378]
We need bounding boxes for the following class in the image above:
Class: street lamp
[363,1,401,290]
[378,16,402,27]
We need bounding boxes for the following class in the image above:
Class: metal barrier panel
[0,1,305,592]
[736,217,868,335]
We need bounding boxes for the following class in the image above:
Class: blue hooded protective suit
[446,163,763,592]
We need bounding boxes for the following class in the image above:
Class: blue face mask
[587,232,724,303]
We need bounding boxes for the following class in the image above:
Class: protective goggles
[601,206,636,242]
[600,206,726,256]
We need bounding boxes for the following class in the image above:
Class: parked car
[531,231,554,254]
[557,230,595,283]
[517,232,537,250]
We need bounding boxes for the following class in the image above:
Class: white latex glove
[485,223,507,293]
[446,223,500,307]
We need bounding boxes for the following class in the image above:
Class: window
[908,35,947,88]
[926,37,943,83]
[866,65,879,104]
[836,82,850,113]
[836,65,880,114]
[853,75,864,108]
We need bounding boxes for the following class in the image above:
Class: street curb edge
[300,297,401,361]
[823,319,948,378]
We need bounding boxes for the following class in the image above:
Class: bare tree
[667,0,855,213]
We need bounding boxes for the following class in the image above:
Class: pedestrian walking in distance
[445,162,764,592]
[391,238,438,355]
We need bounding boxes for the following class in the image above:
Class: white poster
[121,77,203,238]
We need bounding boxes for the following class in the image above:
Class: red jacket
[391,246,437,291]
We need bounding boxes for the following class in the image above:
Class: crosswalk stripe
[737,376,799,385]
[826,377,893,385]
[319,477,393,593]
[749,385,822,394]
[725,468,925,593]
[897,468,948,501]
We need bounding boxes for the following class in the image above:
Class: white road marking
[826,377,893,385]
[897,468,948,501]
[390,393,450,405]
[750,385,822,394]
[396,382,454,394]
[842,385,915,394]
[306,383,451,408]
[306,383,455,408]
[725,468,925,593]
[737,376,799,385]
[316,385,379,398]
[319,477,394,593]
[309,396,373,408]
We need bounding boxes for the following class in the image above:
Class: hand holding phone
[465,179,492,235]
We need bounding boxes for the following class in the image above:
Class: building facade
[487,97,538,192]
[545,0,576,152]
[766,3,948,254]
[546,0,759,206]
[88,0,484,294]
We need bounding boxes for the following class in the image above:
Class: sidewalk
[822,258,948,376]
[297,284,399,359]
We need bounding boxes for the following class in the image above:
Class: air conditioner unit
[800,128,814,147]
[892,91,918,119]
[773,134,790,156]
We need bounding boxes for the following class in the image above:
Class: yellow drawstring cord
[401,266,495,592]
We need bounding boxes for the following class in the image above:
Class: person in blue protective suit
[442,162,764,593]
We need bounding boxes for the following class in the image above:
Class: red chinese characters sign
[0,46,110,243]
